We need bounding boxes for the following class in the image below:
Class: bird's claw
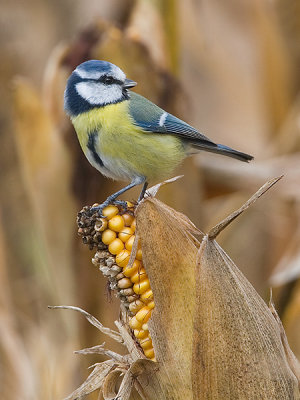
[89,200,128,217]
[111,200,128,210]
[89,204,106,218]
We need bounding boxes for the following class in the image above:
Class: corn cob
[77,203,155,361]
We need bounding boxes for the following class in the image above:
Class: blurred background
[1,0,300,398]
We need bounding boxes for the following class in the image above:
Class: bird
[64,60,253,214]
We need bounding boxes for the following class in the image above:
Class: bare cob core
[77,203,155,361]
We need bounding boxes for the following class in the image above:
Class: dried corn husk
[59,177,300,399]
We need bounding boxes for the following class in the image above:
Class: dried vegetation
[1,0,300,399]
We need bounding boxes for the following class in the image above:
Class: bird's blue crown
[76,60,115,76]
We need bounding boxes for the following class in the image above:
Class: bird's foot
[111,199,128,209]
[89,199,129,217]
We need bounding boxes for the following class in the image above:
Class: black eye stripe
[91,76,123,85]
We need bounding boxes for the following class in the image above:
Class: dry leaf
[49,306,122,343]
[136,197,201,399]
[137,178,299,399]
[190,178,299,398]
[193,237,299,399]
[64,361,116,400]
[51,305,157,399]
[269,296,300,383]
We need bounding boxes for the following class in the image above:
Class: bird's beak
[124,78,137,88]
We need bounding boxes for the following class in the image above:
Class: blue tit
[64,60,253,213]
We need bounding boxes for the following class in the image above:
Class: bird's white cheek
[75,82,122,105]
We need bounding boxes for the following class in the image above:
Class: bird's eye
[102,76,115,84]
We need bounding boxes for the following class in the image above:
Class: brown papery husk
[193,236,299,399]
[136,198,202,399]
[135,179,300,400]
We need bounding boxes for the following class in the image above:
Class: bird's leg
[138,181,148,202]
[91,178,145,216]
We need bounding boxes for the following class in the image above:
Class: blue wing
[128,92,212,142]
[128,91,253,162]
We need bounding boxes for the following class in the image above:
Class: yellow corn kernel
[147,300,155,309]
[150,357,156,362]
[142,323,148,331]
[122,213,134,226]
[102,229,117,245]
[95,218,107,232]
[140,289,153,302]
[133,279,150,294]
[129,299,144,314]
[108,238,124,255]
[129,316,142,330]
[115,249,131,268]
[136,306,151,323]
[108,215,125,232]
[125,235,135,251]
[139,337,153,350]
[134,329,148,339]
[130,269,147,284]
[144,348,155,359]
[130,219,136,232]
[123,259,141,277]
[136,248,143,261]
[102,205,119,219]
[117,278,132,289]
[118,227,134,242]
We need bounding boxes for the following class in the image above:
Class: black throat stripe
[87,132,104,167]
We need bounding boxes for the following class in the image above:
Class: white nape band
[159,112,168,127]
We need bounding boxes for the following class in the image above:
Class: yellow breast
[71,101,186,182]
